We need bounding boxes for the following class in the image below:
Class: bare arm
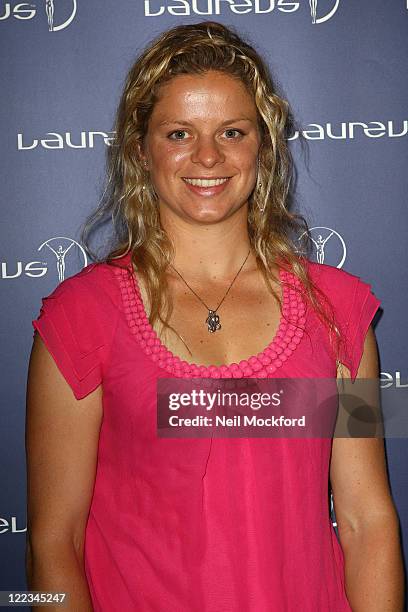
[25,332,103,611]
[330,325,405,611]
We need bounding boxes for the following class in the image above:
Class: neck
[160,207,255,280]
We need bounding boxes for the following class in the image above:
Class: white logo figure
[38,237,87,282]
[310,231,334,264]
[45,0,54,31]
[309,0,317,24]
[298,226,346,268]
[311,0,340,24]
[46,0,77,32]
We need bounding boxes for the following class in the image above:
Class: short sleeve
[31,266,116,400]
[306,262,382,382]
[337,277,381,382]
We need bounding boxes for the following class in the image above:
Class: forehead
[152,71,257,118]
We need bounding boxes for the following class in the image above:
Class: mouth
[182,177,231,187]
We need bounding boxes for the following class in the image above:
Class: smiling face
[139,70,263,225]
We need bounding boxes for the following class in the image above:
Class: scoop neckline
[114,252,306,378]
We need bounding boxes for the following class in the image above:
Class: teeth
[183,177,229,187]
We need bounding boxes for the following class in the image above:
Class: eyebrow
[158,117,255,127]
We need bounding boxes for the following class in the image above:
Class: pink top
[32,252,381,611]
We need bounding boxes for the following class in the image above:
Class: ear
[136,141,149,170]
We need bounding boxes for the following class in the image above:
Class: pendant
[206,310,221,333]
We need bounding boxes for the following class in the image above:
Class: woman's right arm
[26,332,103,611]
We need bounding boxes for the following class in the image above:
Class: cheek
[151,144,188,172]
[235,155,258,179]
[230,142,259,167]
[149,152,188,193]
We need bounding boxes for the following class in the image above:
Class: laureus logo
[38,237,87,282]
[0,1,77,31]
[45,0,77,32]
[1,237,86,281]
[298,226,346,268]
[143,0,340,22]
[310,0,340,24]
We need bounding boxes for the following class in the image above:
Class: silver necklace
[169,249,251,333]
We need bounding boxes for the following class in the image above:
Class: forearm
[340,515,405,611]
[26,539,93,611]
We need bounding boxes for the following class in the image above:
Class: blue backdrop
[1,0,407,606]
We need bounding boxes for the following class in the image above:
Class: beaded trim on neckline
[114,253,306,378]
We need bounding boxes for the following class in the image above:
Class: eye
[224,129,244,139]
[168,130,189,140]
[167,128,245,140]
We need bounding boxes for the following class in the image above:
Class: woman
[26,21,404,611]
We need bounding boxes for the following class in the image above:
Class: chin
[185,207,233,224]
[159,198,242,224]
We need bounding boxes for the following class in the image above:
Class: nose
[190,135,225,168]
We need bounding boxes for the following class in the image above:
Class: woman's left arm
[330,325,405,611]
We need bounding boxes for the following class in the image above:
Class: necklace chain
[169,249,251,333]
